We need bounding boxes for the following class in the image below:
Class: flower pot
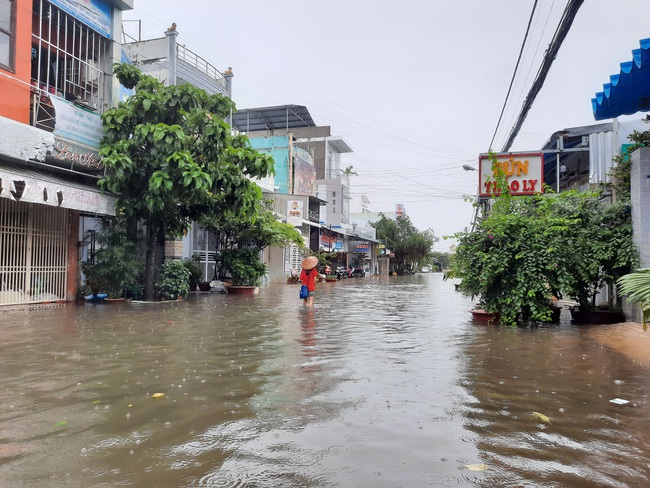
[104,297,128,304]
[469,309,500,324]
[325,276,338,282]
[197,282,212,292]
[225,285,259,295]
[570,308,625,325]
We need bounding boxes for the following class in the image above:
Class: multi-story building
[232,105,378,276]
[0,0,133,306]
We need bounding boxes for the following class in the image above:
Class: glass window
[0,0,13,70]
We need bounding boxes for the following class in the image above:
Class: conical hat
[301,256,318,270]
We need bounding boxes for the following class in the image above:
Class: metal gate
[0,199,69,306]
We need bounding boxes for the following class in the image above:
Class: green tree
[200,199,305,281]
[609,116,650,200]
[372,214,436,274]
[99,63,274,300]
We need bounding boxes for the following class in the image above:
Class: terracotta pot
[104,297,128,304]
[470,309,500,323]
[225,285,259,295]
[325,277,338,282]
[570,308,625,325]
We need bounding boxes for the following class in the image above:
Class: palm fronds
[617,268,650,331]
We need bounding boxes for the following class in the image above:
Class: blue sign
[49,0,112,39]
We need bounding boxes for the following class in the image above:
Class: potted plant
[200,199,305,292]
[155,259,190,300]
[81,218,143,301]
[450,190,568,326]
[182,255,203,291]
[219,248,266,294]
[553,193,635,324]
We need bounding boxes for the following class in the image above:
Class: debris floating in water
[151,393,165,399]
[609,398,629,405]
[465,463,488,471]
[532,411,552,424]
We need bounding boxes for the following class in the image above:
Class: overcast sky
[123,0,650,251]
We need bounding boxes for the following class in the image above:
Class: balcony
[176,45,227,95]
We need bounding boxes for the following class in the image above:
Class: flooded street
[1,274,650,487]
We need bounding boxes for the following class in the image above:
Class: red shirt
[300,268,318,292]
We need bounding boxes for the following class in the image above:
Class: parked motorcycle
[351,267,365,277]
[335,266,348,279]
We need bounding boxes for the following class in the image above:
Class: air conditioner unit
[81,60,100,87]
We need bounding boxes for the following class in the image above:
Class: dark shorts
[308,291,315,297]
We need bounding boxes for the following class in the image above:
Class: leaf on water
[465,463,488,471]
[532,411,552,424]
[92,400,103,404]
[53,420,68,428]
[151,393,165,399]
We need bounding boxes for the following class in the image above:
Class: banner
[287,200,303,227]
[293,147,316,196]
[50,96,103,148]
[49,0,112,39]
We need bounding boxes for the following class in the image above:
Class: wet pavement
[0,274,649,487]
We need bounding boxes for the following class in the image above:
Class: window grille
[30,0,110,131]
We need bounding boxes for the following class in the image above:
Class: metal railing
[177,44,225,85]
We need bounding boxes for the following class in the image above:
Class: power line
[501,0,585,152]
[489,0,540,151]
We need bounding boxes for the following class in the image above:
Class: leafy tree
[99,64,274,300]
[372,214,436,274]
[342,165,358,177]
[199,199,305,281]
[609,115,650,200]
[450,189,636,325]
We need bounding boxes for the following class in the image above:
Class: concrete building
[0,0,133,306]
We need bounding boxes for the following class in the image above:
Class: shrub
[155,259,191,300]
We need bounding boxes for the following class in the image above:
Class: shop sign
[354,243,369,253]
[48,139,103,174]
[478,152,544,197]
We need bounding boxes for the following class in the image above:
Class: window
[30,0,110,131]
[0,0,15,71]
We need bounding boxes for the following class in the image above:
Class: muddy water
[0,274,649,487]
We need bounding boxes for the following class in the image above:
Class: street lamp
[462,164,478,172]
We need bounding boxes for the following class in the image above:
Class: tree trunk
[144,226,158,301]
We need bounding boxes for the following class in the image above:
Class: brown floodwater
[0,274,649,487]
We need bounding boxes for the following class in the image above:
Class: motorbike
[351,267,365,277]
[335,266,348,279]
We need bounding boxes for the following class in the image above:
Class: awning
[0,164,115,215]
[592,38,650,120]
[231,105,316,132]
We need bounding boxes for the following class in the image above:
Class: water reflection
[0,276,648,486]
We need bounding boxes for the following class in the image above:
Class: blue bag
[299,284,309,299]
